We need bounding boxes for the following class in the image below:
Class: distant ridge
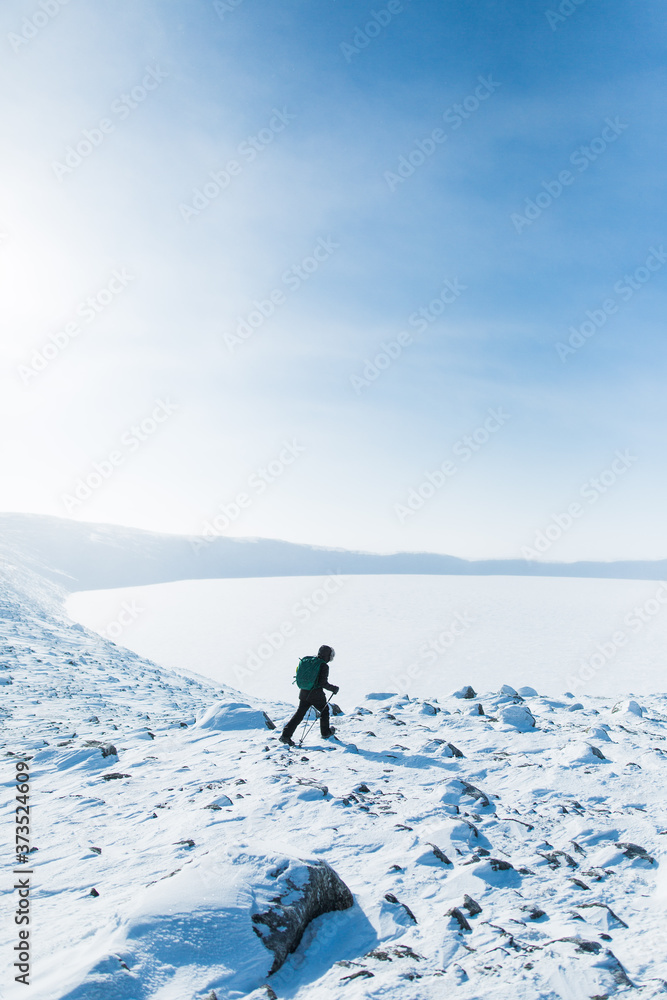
[0,512,665,592]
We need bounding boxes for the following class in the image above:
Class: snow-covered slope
[2,553,667,999]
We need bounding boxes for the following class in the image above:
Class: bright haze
[1,0,665,561]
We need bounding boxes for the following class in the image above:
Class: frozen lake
[66,574,667,707]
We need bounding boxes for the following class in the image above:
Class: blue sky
[1,0,665,560]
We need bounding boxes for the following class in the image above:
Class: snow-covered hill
[2,535,667,999]
[2,513,666,592]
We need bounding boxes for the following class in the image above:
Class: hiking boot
[279,733,295,746]
[321,726,336,739]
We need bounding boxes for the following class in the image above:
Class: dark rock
[455,685,477,699]
[252,858,353,974]
[458,780,491,808]
[615,841,655,863]
[577,902,628,928]
[356,783,370,793]
[296,777,328,797]
[384,893,418,923]
[331,703,343,716]
[589,745,606,759]
[90,846,102,855]
[558,937,601,954]
[446,907,472,932]
[463,894,482,916]
[539,850,578,869]
[102,773,131,781]
[84,740,118,757]
[489,858,514,871]
[393,945,424,960]
[427,843,452,865]
[89,888,99,897]
[446,743,465,757]
[340,970,374,982]
[262,712,276,730]
[568,877,591,890]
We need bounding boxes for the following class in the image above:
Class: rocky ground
[2,571,667,999]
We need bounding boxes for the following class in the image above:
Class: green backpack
[295,656,322,691]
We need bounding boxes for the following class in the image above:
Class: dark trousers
[282,688,330,739]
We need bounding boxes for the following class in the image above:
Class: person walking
[279,644,339,746]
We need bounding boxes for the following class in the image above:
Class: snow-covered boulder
[251,855,354,973]
[611,699,643,717]
[518,685,538,697]
[499,705,535,731]
[453,685,476,699]
[59,848,353,997]
[560,741,607,765]
[498,683,520,698]
[195,701,276,731]
[586,726,612,742]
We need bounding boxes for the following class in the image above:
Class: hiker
[279,645,339,746]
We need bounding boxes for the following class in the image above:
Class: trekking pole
[298,692,334,747]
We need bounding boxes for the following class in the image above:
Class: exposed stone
[615,841,655,863]
[463,894,482,916]
[384,893,417,923]
[446,906,472,932]
[252,858,353,974]
[489,858,514,871]
[454,685,476,699]
[84,740,118,757]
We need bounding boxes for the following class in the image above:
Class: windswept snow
[3,563,667,999]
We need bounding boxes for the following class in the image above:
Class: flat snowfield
[66,574,667,704]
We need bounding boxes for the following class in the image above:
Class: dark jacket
[298,658,337,700]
